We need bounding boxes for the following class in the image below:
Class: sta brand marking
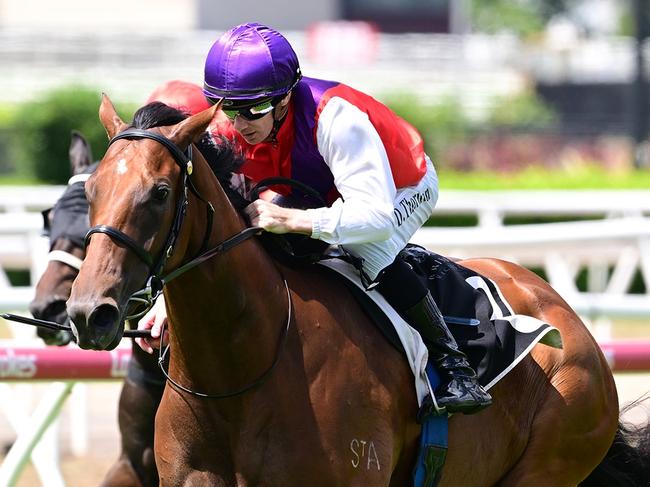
[350,438,381,470]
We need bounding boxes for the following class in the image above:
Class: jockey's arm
[245,97,396,244]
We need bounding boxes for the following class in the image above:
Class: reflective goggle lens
[223,100,274,121]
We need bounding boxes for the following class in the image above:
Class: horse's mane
[130,102,249,210]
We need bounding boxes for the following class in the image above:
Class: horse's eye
[153,185,170,202]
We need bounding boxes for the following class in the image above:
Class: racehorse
[31,131,90,346]
[30,131,163,487]
[66,96,649,485]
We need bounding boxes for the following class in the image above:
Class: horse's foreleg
[111,377,163,487]
[99,455,144,487]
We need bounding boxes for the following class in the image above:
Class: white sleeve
[306,97,397,245]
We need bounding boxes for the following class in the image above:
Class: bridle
[85,128,217,319]
[43,172,92,271]
[84,127,292,399]
[48,250,83,271]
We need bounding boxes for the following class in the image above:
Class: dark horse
[66,97,649,485]
[30,131,166,487]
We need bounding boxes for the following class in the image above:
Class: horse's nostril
[33,300,66,321]
[89,303,121,335]
[68,300,121,350]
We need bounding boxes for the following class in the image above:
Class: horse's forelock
[129,103,249,210]
[131,102,188,130]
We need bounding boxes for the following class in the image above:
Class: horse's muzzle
[29,297,74,346]
[67,300,123,350]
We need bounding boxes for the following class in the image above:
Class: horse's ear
[168,102,222,148]
[69,130,93,176]
[99,94,127,140]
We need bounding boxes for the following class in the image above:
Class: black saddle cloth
[321,244,560,389]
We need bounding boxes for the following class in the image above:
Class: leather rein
[85,127,292,399]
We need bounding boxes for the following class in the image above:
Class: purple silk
[204,23,300,101]
[289,77,339,204]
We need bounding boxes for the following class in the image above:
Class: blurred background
[0,0,649,183]
[0,0,649,485]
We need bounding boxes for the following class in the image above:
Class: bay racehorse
[30,122,252,487]
[66,96,650,485]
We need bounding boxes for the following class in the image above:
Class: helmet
[203,23,302,107]
[146,80,211,115]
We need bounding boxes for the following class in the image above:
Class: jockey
[200,23,492,415]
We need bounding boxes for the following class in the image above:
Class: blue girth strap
[413,363,449,487]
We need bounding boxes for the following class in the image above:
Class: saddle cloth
[317,246,563,406]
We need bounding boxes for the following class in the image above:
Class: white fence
[3,186,649,220]
[413,217,650,297]
[436,190,650,226]
[0,187,649,319]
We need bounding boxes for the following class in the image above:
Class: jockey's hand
[135,296,169,354]
[244,199,313,235]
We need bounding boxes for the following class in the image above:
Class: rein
[84,126,292,399]
[158,279,292,399]
[2,241,148,339]
[0,312,150,340]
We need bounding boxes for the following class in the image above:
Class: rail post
[0,381,74,487]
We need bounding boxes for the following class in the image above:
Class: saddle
[260,235,562,389]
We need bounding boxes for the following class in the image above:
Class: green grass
[2,160,650,189]
[0,174,44,185]
[439,166,650,190]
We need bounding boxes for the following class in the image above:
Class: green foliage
[438,165,650,190]
[11,86,135,184]
[487,90,557,129]
[382,93,470,163]
[0,104,17,125]
[382,89,557,168]
[468,0,578,37]
[0,104,19,174]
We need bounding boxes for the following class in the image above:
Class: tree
[468,0,580,37]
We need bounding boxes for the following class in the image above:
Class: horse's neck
[164,161,287,396]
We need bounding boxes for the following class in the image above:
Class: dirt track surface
[1,374,648,487]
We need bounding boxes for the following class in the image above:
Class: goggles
[222,99,275,121]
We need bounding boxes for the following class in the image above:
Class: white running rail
[0,188,649,318]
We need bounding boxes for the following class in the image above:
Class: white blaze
[117,158,128,175]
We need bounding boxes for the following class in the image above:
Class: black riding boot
[403,292,492,415]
